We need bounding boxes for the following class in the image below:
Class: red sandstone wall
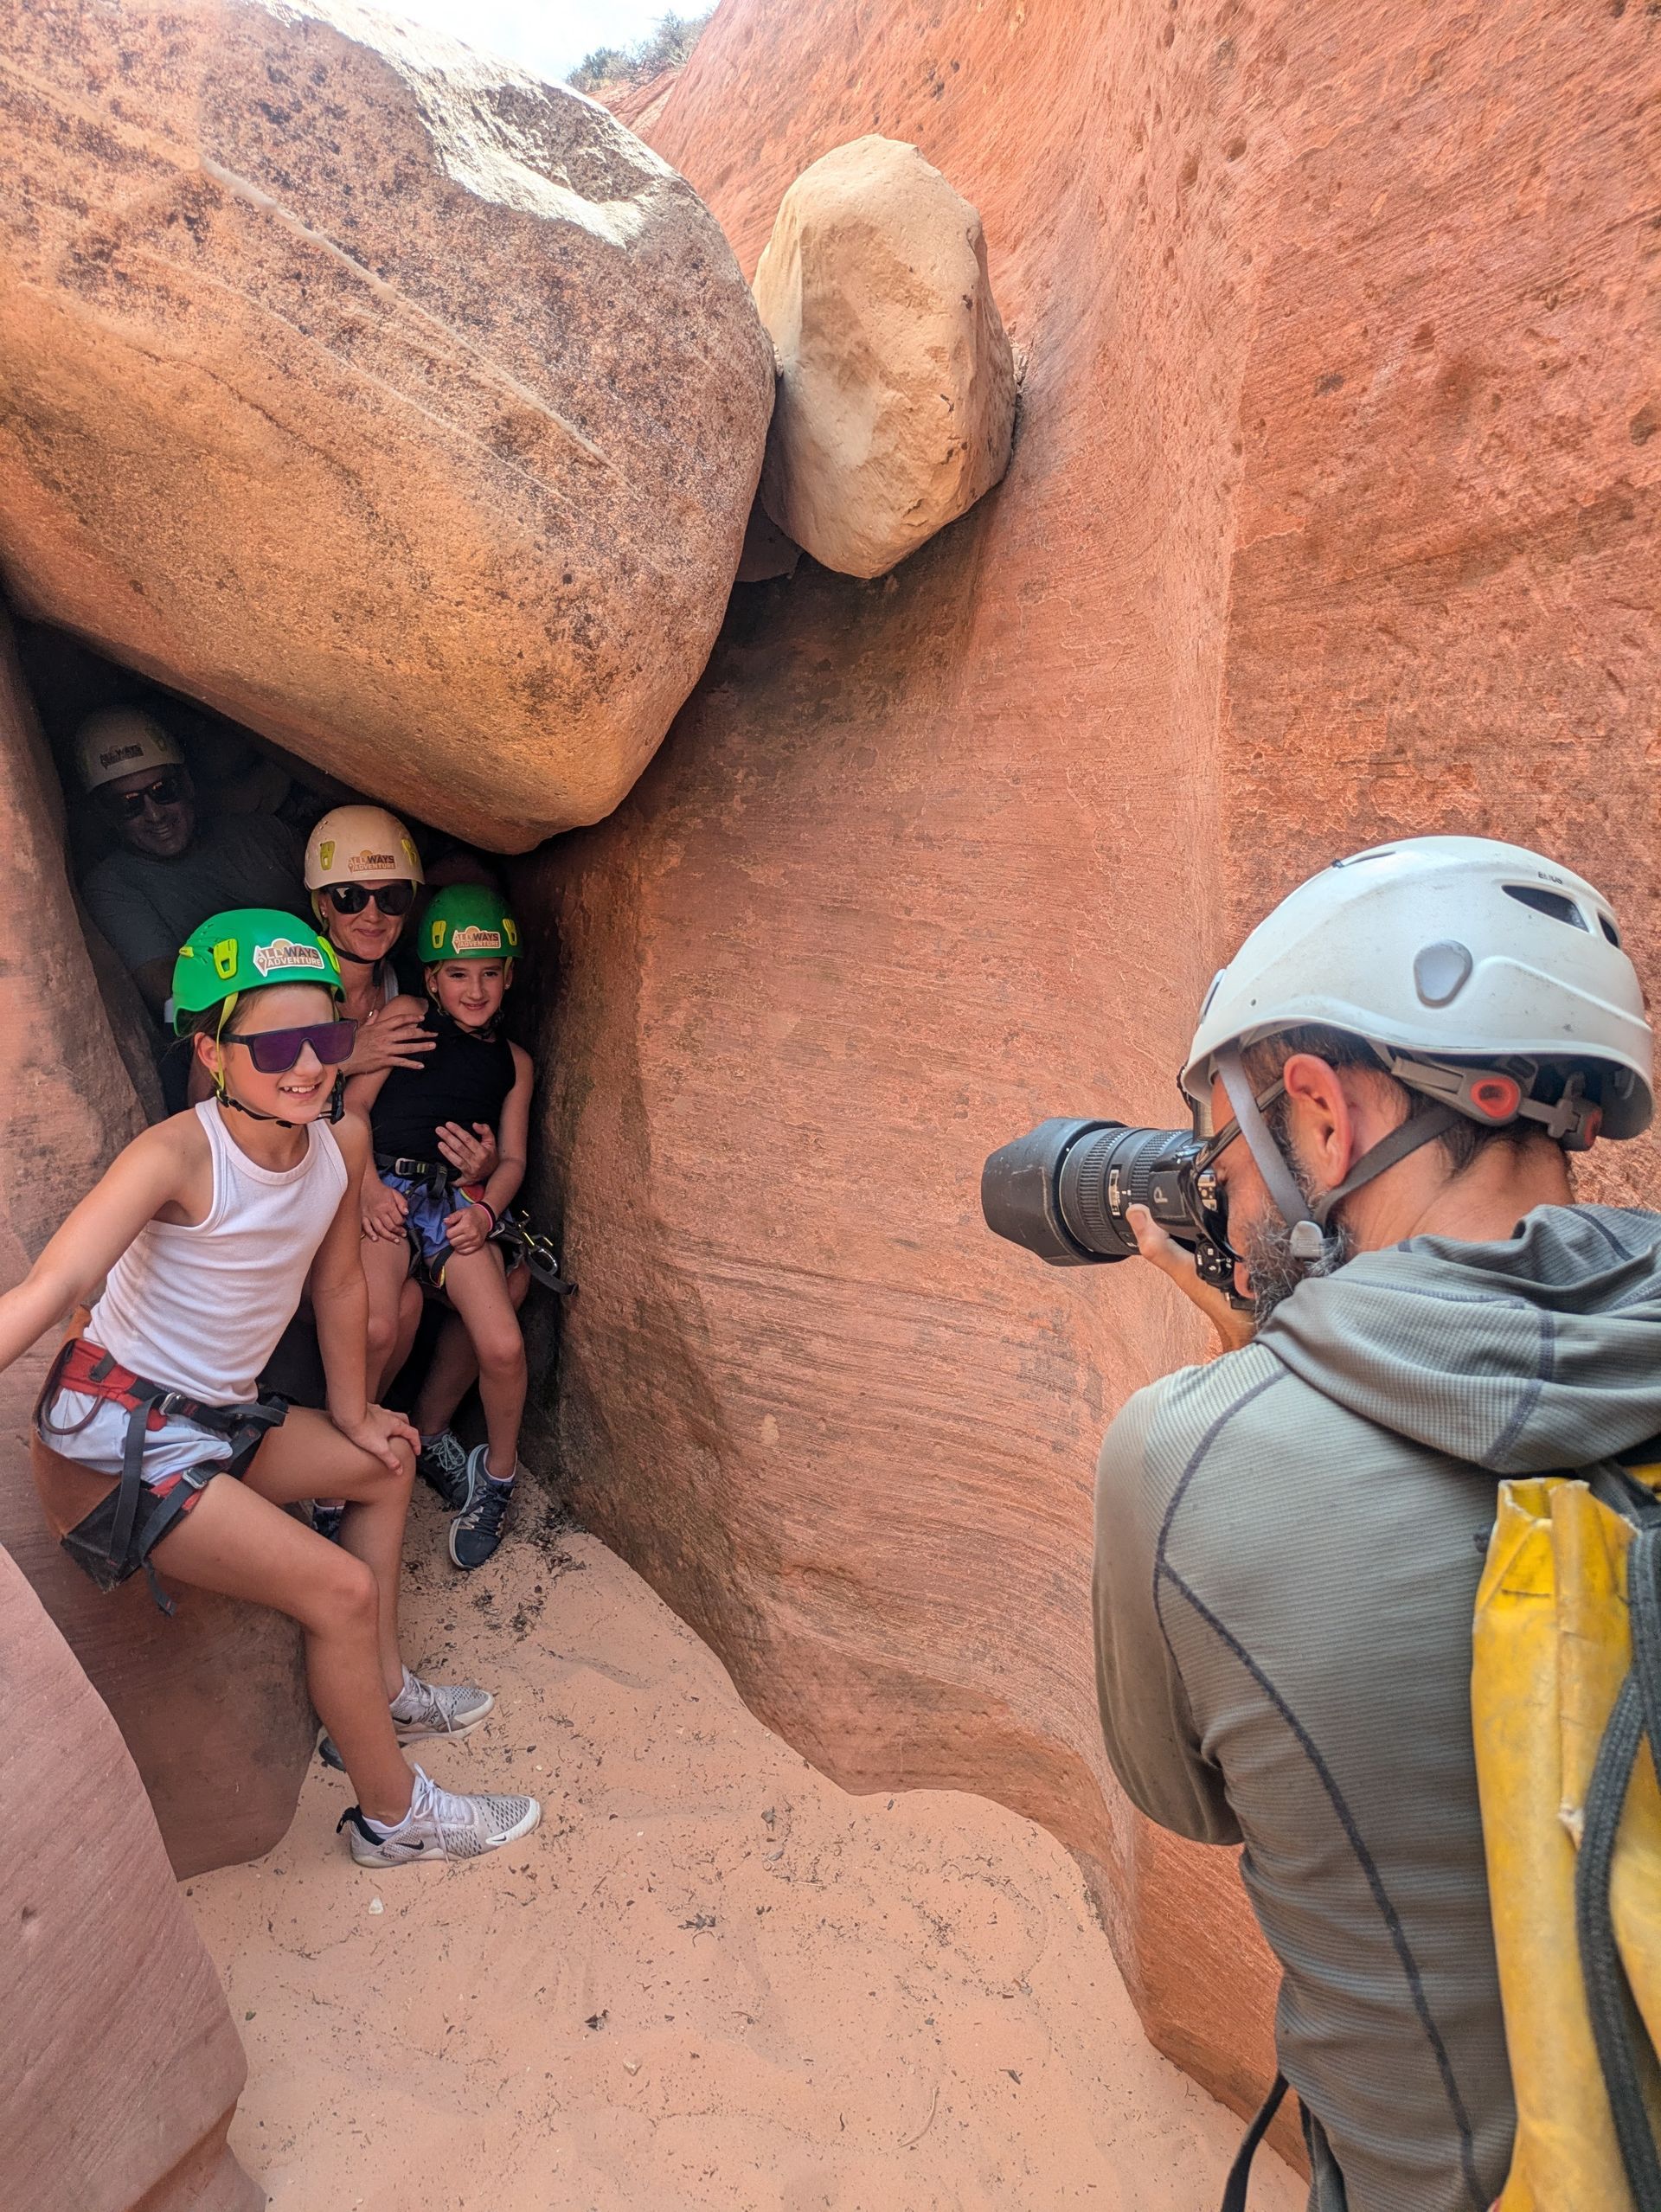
[1,1547,260,2212]
[527,0,1661,2124]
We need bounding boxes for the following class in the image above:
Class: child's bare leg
[413,1262,530,1437]
[246,1407,414,1698]
[439,1247,526,1477]
[151,1470,414,1824]
[387,1272,424,1397]
[360,1233,415,1397]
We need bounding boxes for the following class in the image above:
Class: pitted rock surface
[0,0,773,848]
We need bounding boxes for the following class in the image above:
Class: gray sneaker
[317,1667,495,1771]
[417,1427,469,1506]
[337,1765,541,1867]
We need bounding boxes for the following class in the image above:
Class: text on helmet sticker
[253,939,327,976]
[450,925,504,953]
[350,848,398,873]
[99,741,146,769]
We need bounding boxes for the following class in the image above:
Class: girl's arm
[0,1123,196,1376]
[310,1116,417,1471]
[478,1045,532,1219]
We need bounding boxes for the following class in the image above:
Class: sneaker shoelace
[459,1473,513,1538]
[409,1766,527,1843]
[424,1430,467,1482]
[391,1670,478,1732]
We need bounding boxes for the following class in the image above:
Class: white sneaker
[338,1766,541,1866]
[389,1665,494,1743]
[317,1667,495,1771]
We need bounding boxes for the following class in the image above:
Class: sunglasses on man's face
[223,1018,359,1075]
[112,770,187,819]
[324,881,415,918]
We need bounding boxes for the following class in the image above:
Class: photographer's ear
[1280,1054,1358,1184]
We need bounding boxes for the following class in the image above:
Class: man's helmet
[1183,837,1653,1255]
[172,909,343,1031]
[419,885,521,963]
[305,805,423,889]
[74,707,184,793]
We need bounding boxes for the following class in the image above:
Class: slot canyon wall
[527,0,1661,2122]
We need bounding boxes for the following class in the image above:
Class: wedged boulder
[0,606,313,1876]
[1,1546,260,2211]
[753,136,1016,577]
[536,0,1661,2145]
[0,0,774,850]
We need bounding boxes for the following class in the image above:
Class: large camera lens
[981,1117,1217,1267]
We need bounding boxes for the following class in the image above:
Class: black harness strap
[1574,1484,1661,2212]
[1220,2074,1289,2212]
[41,1342,285,1615]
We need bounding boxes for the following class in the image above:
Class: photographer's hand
[1127,1205,1255,1353]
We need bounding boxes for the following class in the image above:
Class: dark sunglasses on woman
[224,1018,359,1074]
[323,881,416,918]
[112,770,187,819]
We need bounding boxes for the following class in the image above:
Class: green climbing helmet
[419,884,521,964]
[172,908,343,1032]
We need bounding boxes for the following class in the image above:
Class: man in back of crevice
[1093,837,1660,2210]
[75,705,306,1019]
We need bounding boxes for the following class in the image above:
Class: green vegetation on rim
[568,10,713,94]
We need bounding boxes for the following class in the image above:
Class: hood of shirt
[1258,1204,1661,1475]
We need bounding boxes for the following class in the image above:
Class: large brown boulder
[527,0,1661,2139]
[0,606,313,1876]
[1,1545,260,2211]
[754,136,1016,576]
[0,0,774,850]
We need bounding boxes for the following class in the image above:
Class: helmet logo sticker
[350,848,397,873]
[451,925,503,953]
[100,742,145,769]
[253,939,327,976]
[212,938,239,981]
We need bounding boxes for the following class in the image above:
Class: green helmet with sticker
[418,885,521,964]
[172,908,343,1032]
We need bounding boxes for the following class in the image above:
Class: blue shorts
[381,1171,498,1286]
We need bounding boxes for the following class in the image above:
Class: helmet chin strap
[324,938,380,969]
[1213,1044,1461,1258]
[215,1073,346,1130]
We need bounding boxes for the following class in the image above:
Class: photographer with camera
[984,837,1661,2211]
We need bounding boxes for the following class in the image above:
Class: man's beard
[1238,1146,1356,1320]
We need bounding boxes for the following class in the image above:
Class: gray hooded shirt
[1093,1204,1661,2212]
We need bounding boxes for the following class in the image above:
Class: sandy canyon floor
[189,1491,1299,2211]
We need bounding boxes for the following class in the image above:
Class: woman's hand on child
[443,1205,490,1256]
[436,1120,498,1180]
[362,1183,408,1242]
[350,1003,435,1077]
[334,1401,421,1474]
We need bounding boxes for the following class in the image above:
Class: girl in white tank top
[44,1102,347,1489]
[0,907,535,1868]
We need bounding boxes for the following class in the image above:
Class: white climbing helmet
[74,706,184,792]
[1183,836,1653,1144]
[305,804,424,889]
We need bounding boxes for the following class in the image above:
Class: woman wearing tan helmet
[305,805,433,1083]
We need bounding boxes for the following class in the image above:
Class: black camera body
[980,1117,1238,1292]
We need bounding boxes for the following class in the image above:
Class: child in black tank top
[349,888,535,1571]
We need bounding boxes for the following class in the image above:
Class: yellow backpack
[1473,1462,1661,2211]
